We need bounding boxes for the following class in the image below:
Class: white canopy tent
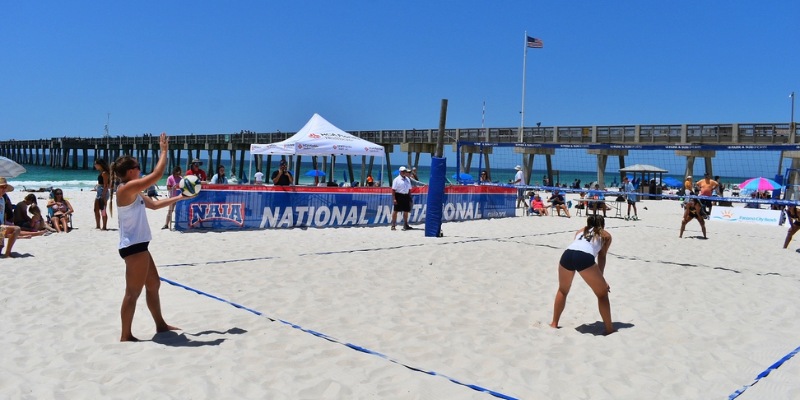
[249,113,386,185]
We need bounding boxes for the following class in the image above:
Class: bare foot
[156,324,180,333]
[120,335,141,342]
[549,322,559,329]
[603,329,617,336]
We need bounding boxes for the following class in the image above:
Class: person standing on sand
[391,166,413,231]
[113,132,189,342]
[783,204,800,249]
[680,198,707,239]
[683,176,694,195]
[162,166,182,230]
[622,176,638,220]
[512,165,529,209]
[271,159,293,186]
[696,173,718,216]
[185,159,207,183]
[550,215,615,335]
[94,159,111,230]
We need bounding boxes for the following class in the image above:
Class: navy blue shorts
[559,249,596,272]
[119,241,149,259]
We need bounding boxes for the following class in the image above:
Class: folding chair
[574,200,584,217]
[614,200,624,218]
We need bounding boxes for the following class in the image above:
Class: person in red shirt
[185,159,207,182]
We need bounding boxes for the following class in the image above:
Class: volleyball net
[455,142,800,207]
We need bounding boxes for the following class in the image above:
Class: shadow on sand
[151,327,247,347]
[575,321,635,336]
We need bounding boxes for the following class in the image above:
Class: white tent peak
[251,113,384,156]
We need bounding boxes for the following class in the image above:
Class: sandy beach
[1,188,799,399]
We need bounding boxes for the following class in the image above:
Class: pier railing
[1,122,796,170]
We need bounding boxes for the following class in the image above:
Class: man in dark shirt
[13,193,37,230]
[271,159,293,186]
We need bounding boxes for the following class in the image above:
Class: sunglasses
[55,192,63,195]
[131,164,140,170]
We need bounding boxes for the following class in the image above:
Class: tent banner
[173,185,515,231]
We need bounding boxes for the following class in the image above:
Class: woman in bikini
[47,189,74,233]
[680,198,706,239]
[550,215,615,335]
[113,132,188,342]
[784,204,800,249]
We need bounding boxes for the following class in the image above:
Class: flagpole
[519,31,528,142]
[482,100,486,139]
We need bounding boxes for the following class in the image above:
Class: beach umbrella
[738,177,782,192]
[662,177,682,187]
[451,172,474,182]
[305,170,325,177]
[0,156,26,178]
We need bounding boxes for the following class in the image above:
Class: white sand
[1,189,799,399]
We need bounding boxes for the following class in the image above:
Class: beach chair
[46,189,73,230]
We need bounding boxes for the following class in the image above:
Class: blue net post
[425,157,446,237]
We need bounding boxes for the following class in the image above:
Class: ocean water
[8,162,751,192]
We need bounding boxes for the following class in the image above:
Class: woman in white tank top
[113,132,189,342]
[550,215,616,335]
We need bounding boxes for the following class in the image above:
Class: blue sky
[1,1,798,141]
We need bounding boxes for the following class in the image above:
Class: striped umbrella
[738,177,782,193]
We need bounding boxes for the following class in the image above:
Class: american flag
[526,36,543,48]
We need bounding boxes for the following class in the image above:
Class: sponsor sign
[174,185,515,231]
[710,206,782,226]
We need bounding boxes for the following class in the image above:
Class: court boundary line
[160,277,519,400]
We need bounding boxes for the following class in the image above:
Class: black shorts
[559,249,596,272]
[393,193,412,212]
[119,241,150,259]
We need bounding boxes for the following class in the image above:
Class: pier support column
[675,150,716,178]
[401,142,436,171]
[781,151,800,201]
[453,144,493,180]
[588,149,629,189]
[381,144,395,186]
[514,147,556,186]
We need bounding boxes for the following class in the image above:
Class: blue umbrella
[305,170,325,177]
[451,172,474,182]
[662,177,682,187]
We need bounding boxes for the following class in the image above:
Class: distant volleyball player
[113,132,189,342]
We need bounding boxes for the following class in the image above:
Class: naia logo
[308,133,321,139]
[333,145,338,149]
[189,203,245,227]
[297,144,304,149]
